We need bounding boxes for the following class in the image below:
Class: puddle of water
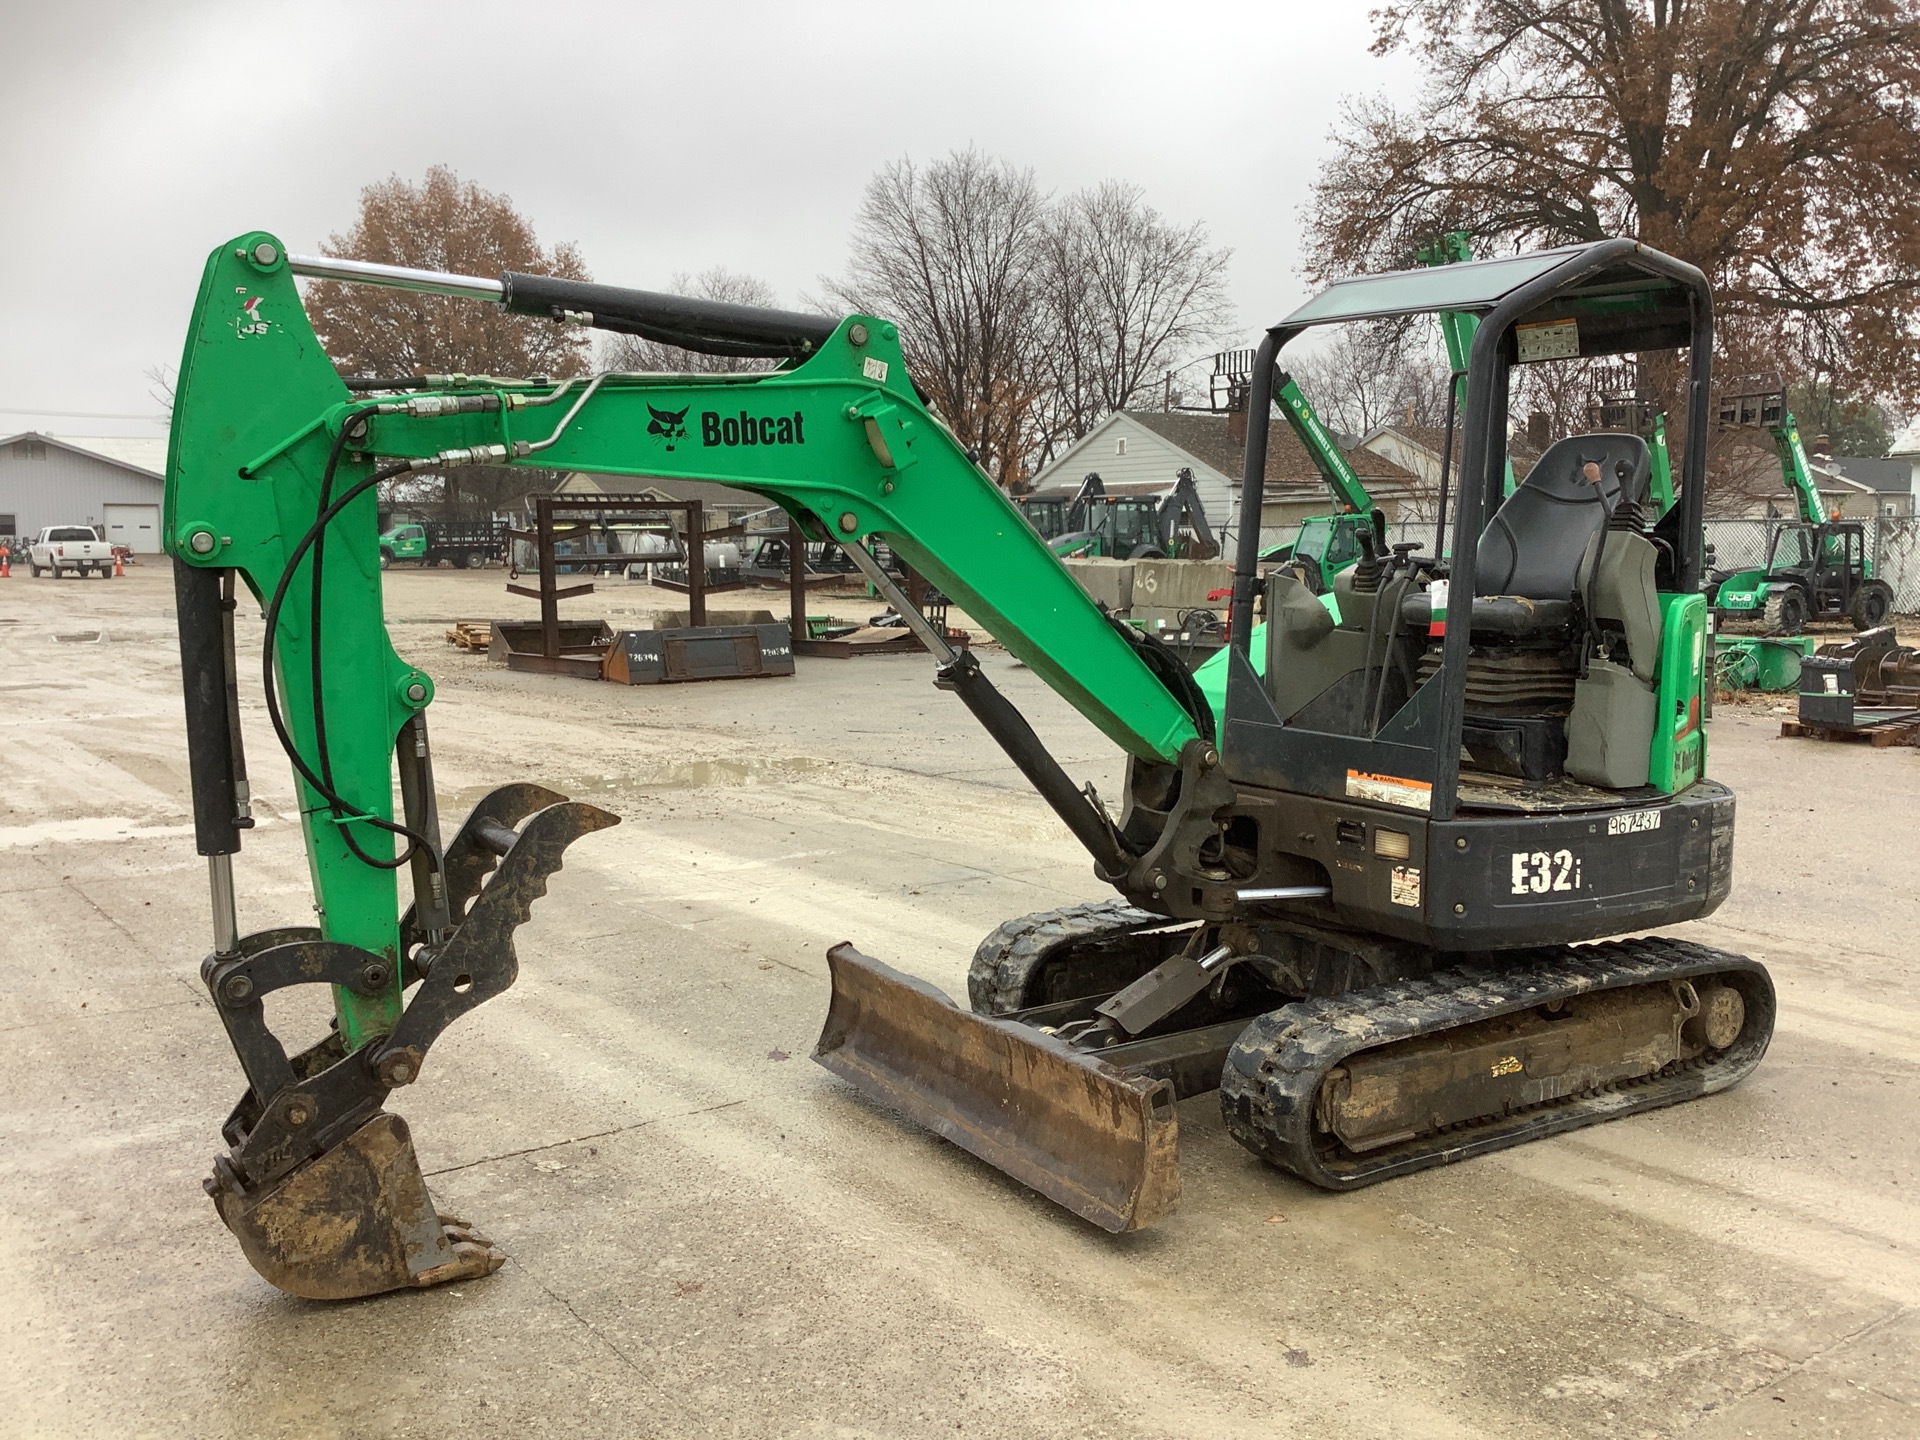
[0,816,196,849]
[54,632,102,644]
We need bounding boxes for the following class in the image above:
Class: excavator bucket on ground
[210,1112,503,1302]
[813,945,1181,1233]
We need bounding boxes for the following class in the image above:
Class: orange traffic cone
[113,551,125,578]
[0,547,10,579]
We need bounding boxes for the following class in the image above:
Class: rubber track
[1219,935,1775,1190]
[966,900,1171,1015]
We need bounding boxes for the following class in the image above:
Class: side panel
[1235,782,1733,951]
[1649,593,1707,793]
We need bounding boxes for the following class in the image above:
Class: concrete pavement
[0,562,1914,1438]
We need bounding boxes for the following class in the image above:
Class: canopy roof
[1284,242,1695,327]
[1280,239,1705,361]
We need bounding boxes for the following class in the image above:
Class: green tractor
[1707,389,1893,634]
[1049,468,1219,560]
[1014,472,1103,543]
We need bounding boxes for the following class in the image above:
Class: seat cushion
[1476,433,1652,599]
[1401,592,1575,638]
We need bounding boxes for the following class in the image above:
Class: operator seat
[1401,432,1652,637]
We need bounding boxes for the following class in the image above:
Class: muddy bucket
[813,944,1181,1232]
[208,1112,505,1300]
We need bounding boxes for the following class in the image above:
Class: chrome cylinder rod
[837,540,959,665]
[287,254,505,303]
[1235,885,1333,903]
[208,854,239,956]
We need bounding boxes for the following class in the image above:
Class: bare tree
[303,165,591,512]
[145,364,175,425]
[1307,1,1920,406]
[602,268,786,374]
[823,150,1051,487]
[1035,182,1233,448]
[1287,323,1453,437]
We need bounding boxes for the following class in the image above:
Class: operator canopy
[1282,240,1702,359]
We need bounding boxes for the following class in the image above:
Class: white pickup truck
[28,525,116,578]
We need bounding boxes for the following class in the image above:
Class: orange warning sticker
[1345,769,1433,812]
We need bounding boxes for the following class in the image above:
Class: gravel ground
[1,561,1915,1439]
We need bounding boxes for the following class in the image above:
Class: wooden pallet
[1780,716,1920,747]
[444,621,491,652]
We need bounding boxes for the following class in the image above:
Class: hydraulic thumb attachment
[201,787,618,1301]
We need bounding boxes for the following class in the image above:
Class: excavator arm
[167,233,1217,1293]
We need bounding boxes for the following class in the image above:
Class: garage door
[103,503,161,553]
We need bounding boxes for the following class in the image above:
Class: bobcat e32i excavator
[166,233,1770,1299]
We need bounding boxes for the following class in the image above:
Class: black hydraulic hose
[308,408,375,827]
[305,415,427,871]
[341,375,432,391]
[1112,614,1216,742]
[259,458,437,870]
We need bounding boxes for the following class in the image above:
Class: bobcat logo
[647,404,690,451]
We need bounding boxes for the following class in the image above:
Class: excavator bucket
[209,1112,503,1302]
[813,944,1181,1232]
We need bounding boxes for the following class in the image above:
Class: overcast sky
[1,1,1421,438]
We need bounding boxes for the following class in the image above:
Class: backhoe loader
[167,233,1770,1298]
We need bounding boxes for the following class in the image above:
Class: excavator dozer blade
[210,1112,503,1302]
[813,943,1181,1233]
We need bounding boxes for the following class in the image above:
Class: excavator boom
[167,234,1215,1293]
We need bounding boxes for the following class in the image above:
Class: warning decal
[1346,769,1433,812]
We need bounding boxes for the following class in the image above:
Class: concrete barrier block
[1062,557,1134,612]
[1131,559,1233,611]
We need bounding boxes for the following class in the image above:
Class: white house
[1029,409,1421,548]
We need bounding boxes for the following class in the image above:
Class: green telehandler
[1706,388,1893,634]
[166,233,1770,1299]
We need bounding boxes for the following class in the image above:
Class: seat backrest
[1475,433,1651,598]
[1576,529,1664,684]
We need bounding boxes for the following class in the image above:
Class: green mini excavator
[167,233,1771,1299]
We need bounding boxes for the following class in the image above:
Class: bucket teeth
[813,943,1181,1233]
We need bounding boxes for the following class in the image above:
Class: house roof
[1362,421,1545,473]
[1124,410,1419,494]
[1,431,168,479]
[1825,455,1913,494]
